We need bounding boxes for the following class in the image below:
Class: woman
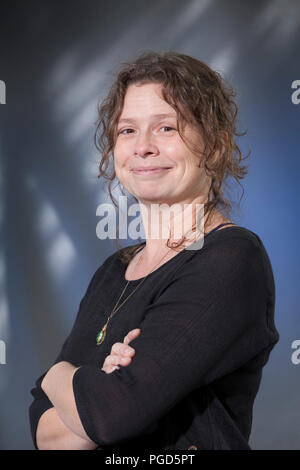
[29,50,279,450]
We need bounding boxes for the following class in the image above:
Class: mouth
[131,167,172,175]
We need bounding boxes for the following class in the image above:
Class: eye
[118,128,134,135]
[160,126,175,132]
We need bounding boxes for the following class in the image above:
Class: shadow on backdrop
[0,0,299,449]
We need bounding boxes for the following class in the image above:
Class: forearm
[36,407,98,450]
[41,361,95,443]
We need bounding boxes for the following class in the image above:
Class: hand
[101,328,141,374]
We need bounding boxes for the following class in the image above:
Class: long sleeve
[28,256,112,449]
[72,236,279,446]
[28,336,70,449]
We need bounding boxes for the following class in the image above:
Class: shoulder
[89,242,144,281]
[84,251,120,294]
[198,226,268,265]
[178,226,272,289]
[203,225,264,250]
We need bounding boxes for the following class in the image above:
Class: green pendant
[96,324,107,345]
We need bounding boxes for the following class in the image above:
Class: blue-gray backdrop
[0,0,299,450]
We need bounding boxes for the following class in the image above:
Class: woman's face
[113,82,211,206]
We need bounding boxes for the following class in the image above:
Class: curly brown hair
[94,50,249,263]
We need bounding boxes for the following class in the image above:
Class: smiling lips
[131,166,172,174]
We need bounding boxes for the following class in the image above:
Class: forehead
[119,83,177,118]
[117,82,198,139]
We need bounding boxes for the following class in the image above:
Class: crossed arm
[37,330,140,450]
[39,361,96,449]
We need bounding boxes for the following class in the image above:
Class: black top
[29,225,280,450]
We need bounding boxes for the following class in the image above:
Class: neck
[137,194,219,262]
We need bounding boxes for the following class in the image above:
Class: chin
[140,196,175,207]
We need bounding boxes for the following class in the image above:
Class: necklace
[96,245,174,345]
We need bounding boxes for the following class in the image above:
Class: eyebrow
[118,113,177,124]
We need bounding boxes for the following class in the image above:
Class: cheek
[114,141,131,166]
[170,151,197,174]
[113,149,125,171]
[164,142,186,165]
[113,153,130,185]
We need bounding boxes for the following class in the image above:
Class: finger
[110,342,125,355]
[102,365,120,374]
[111,342,135,356]
[123,328,141,345]
[103,354,132,369]
[102,353,132,373]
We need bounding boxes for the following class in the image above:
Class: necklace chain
[96,245,173,345]
[96,221,236,345]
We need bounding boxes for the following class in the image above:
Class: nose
[134,130,158,158]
